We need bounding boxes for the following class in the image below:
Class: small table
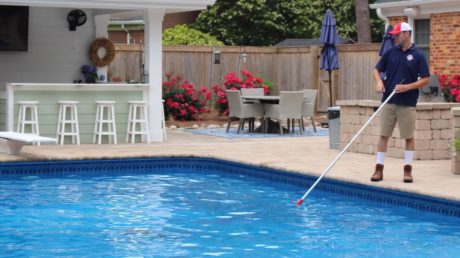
[242,96,280,104]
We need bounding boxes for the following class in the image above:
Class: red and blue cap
[388,22,412,35]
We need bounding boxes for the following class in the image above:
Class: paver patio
[0,129,458,202]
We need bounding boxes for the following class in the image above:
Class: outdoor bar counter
[337,100,460,160]
[1,83,149,144]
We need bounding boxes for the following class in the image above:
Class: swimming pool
[1,158,460,257]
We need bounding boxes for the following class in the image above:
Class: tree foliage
[162,24,224,46]
[193,0,385,46]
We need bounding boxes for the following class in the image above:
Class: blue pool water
[1,167,460,257]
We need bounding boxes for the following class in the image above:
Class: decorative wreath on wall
[89,37,116,67]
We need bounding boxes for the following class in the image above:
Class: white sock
[376,152,385,165]
[404,151,414,165]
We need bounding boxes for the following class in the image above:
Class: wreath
[89,37,116,67]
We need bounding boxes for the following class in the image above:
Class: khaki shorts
[380,104,416,139]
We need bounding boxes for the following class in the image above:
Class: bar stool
[93,101,117,144]
[16,101,40,145]
[56,101,80,145]
[126,101,150,143]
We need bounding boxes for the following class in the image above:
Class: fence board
[109,44,382,112]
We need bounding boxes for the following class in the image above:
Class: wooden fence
[109,44,381,112]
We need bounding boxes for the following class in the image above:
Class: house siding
[430,12,460,76]
[0,7,95,90]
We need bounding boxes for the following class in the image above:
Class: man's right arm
[373,68,385,93]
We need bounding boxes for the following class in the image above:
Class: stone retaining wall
[337,100,460,160]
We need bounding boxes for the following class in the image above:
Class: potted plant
[452,137,460,175]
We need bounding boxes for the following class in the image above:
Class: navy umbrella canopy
[320,9,340,107]
[378,25,394,80]
[379,25,394,57]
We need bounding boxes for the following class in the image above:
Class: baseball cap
[388,22,412,35]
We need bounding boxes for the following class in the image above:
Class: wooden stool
[16,101,40,145]
[126,101,150,143]
[93,101,117,144]
[56,101,80,145]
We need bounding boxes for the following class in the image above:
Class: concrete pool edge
[1,156,460,218]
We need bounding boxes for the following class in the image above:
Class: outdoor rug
[185,127,329,139]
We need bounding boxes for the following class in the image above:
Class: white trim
[6,83,14,131]
[0,0,215,10]
[8,83,149,90]
[109,20,144,25]
[94,14,111,82]
[376,8,390,30]
[371,0,460,16]
[371,0,460,9]
[143,8,165,143]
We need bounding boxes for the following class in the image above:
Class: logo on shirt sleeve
[407,54,414,61]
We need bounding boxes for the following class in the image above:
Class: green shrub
[162,25,224,46]
[454,137,460,152]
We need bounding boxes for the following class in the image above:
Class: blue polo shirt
[375,44,430,107]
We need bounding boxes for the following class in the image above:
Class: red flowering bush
[211,70,272,115]
[162,73,212,121]
[438,73,460,102]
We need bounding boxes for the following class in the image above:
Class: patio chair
[420,74,440,97]
[240,88,265,128]
[301,89,318,132]
[241,88,264,103]
[264,91,304,135]
[226,90,264,134]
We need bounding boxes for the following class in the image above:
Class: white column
[143,8,165,142]
[94,14,111,82]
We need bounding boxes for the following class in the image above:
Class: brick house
[108,11,200,44]
[370,0,460,77]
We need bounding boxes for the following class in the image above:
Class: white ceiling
[0,0,215,13]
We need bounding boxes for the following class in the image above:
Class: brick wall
[163,11,200,30]
[338,100,460,160]
[388,16,408,26]
[109,30,144,44]
[430,12,460,76]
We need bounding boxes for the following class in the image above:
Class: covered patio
[0,0,214,143]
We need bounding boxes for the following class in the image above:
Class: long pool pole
[296,89,399,206]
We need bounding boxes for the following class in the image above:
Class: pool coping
[1,156,460,218]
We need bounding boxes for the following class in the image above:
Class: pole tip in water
[296,199,303,206]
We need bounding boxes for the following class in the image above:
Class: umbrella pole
[328,71,333,107]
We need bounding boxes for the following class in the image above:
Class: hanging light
[241,51,248,64]
[213,49,221,64]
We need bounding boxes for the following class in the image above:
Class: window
[415,19,430,64]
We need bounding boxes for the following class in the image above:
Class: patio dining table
[241,95,293,134]
[242,95,280,104]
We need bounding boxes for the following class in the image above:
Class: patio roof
[370,0,460,9]
[0,0,215,12]
[370,0,460,16]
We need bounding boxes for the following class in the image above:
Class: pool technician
[371,22,430,183]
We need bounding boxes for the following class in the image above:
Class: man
[371,22,430,183]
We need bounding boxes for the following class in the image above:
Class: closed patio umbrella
[378,25,394,56]
[320,9,340,107]
[378,25,394,80]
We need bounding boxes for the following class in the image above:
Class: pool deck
[0,129,458,202]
